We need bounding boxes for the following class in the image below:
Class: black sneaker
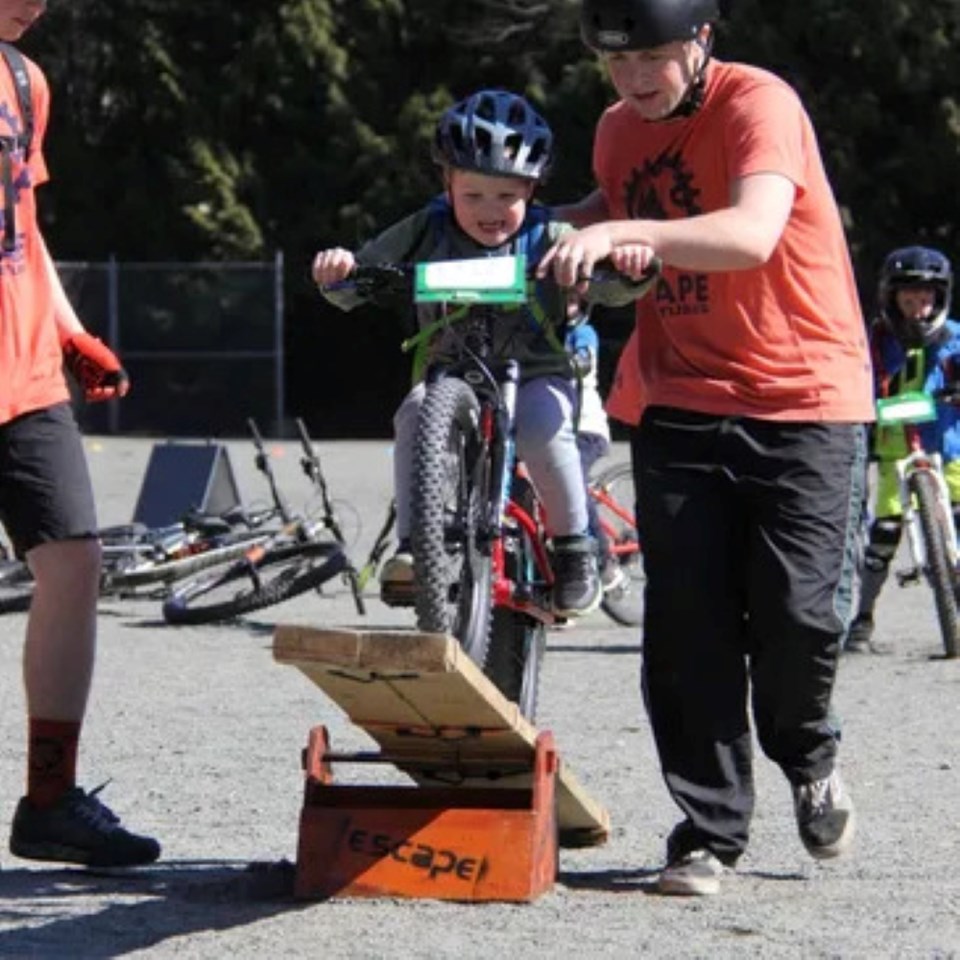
[844,613,875,654]
[792,768,856,860]
[552,535,601,617]
[10,784,161,867]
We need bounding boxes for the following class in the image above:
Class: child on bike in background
[313,89,650,617]
[846,246,960,653]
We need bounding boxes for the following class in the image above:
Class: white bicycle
[877,389,959,658]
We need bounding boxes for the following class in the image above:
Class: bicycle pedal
[380,583,417,607]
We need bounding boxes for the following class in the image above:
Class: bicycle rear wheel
[911,471,960,658]
[484,475,546,721]
[412,378,493,667]
[591,461,645,628]
[162,541,347,625]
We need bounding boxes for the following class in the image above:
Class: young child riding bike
[846,245,960,653]
[313,89,649,617]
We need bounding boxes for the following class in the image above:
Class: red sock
[27,718,80,809]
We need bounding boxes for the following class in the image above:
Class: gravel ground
[0,436,958,959]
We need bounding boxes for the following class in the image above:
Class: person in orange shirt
[0,0,159,867]
[539,0,872,895]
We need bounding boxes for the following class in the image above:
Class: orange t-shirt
[594,60,873,422]
[0,52,69,425]
[605,324,645,426]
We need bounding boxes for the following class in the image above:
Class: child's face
[603,39,705,121]
[0,0,45,43]
[896,285,938,322]
[446,169,535,248]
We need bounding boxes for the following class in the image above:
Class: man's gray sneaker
[10,785,161,868]
[657,848,725,896]
[793,768,856,859]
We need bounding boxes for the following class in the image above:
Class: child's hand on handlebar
[312,248,356,287]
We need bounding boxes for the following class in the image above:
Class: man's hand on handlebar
[537,224,660,293]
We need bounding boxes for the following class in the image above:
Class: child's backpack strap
[399,194,449,264]
[0,41,33,254]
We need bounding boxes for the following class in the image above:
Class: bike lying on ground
[162,417,361,625]
[0,499,276,615]
[330,255,657,718]
[876,389,959,658]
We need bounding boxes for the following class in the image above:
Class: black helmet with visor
[878,245,953,348]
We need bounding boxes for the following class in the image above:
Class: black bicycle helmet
[432,90,554,182]
[878,246,953,348]
[580,0,720,51]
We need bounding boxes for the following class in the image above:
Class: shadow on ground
[0,859,306,957]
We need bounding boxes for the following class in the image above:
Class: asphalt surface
[0,436,957,959]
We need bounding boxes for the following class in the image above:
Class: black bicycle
[161,418,361,624]
[329,255,658,718]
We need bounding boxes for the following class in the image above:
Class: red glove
[62,333,131,402]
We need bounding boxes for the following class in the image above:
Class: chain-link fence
[58,254,285,437]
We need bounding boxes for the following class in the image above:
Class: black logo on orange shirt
[624,150,708,316]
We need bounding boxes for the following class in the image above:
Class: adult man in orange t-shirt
[540,0,872,896]
[0,0,158,868]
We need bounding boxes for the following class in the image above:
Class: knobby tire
[911,471,960,658]
[411,378,493,667]
[162,540,347,625]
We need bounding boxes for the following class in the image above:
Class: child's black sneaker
[552,534,601,617]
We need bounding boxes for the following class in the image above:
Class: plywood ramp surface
[274,625,609,846]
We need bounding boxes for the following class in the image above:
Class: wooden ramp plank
[274,625,609,847]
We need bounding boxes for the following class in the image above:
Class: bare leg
[24,538,101,722]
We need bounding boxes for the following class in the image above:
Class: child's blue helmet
[433,90,554,183]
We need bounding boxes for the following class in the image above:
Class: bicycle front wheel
[911,471,960,658]
[591,461,645,628]
[412,378,493,667]
[162,541,347,625]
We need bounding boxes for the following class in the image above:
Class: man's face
[603,38,704,121]
[0,0,45,43]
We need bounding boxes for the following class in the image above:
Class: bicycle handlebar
[322,256,662,300]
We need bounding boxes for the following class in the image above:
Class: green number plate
[875,391,937,425]
[415,255,527,304]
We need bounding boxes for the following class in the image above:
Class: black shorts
[0,402,98,557]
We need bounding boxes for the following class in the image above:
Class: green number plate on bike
[415,255,527,304]
[875,391,937,425]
